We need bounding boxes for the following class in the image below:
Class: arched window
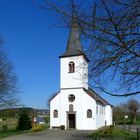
[53,110,58,118]
[87,109,92,118]
[69,61,75,73]
[69,104,73,112]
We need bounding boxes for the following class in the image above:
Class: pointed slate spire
[66,14,83,54]
[60,14,89,61]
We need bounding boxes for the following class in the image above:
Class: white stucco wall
[59,89,84,129]
[82,91,96,130]
[60,56,88,89]
[96,104,106,128]
[50,88,97,130]
[105,105,113,126]
[50,93,61,128]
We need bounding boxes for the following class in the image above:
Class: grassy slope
[0,117,18,130]
[0,117,49,139]
[0,117,29,138]
[0,129,31,139]
[89,127,137,140]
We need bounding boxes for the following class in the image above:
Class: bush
[2,117,7,121]
[31,125,45,132]
[98,125,114,136]
[17,109,32,130]
[2,124,8,131]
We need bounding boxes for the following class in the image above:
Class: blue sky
[0,0,139,109]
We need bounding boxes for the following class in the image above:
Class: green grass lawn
[0,117,18,131]
[0,129,32,139]
[135,118,140,125]
[0,125,49,139]
[0,117,49,139]
[0,117,31,139]
[88,127,137,140]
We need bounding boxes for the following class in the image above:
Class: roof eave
[59,54,89,62]
[83,87,112,106]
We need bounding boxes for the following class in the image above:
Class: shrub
[2,124,8,131]
[98,125,114,136]
[31,125,45,132]
[17,109,32,130]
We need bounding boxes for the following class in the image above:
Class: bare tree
[0,35,19,109]
[114,99,140,124]
[34,0,140,96]
[113,102,128,124]
[127,99,139,124]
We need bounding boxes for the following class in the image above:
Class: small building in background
[33,116,45,125]
[32,109,49,126]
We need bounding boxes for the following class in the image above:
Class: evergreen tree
[17,109,32,130]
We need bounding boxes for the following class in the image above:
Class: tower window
[87,109,92,118]
[69,61,75,73]
[53,110,58,118]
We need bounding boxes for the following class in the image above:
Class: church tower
[50,14,112,130]
[59,16,89,90]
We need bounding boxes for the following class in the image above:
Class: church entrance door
[68,114,75,129]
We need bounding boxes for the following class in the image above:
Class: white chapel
[50,16,113,130]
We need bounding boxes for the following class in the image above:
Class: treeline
[0,107,33,118]
[113,99,140,124]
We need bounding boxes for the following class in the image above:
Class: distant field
[0,117,18,130]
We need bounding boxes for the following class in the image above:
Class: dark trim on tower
[59,54,89,62]
[60,87,84,90]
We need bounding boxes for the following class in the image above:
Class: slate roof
[83,88,112,106]
[60,15,89,62]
